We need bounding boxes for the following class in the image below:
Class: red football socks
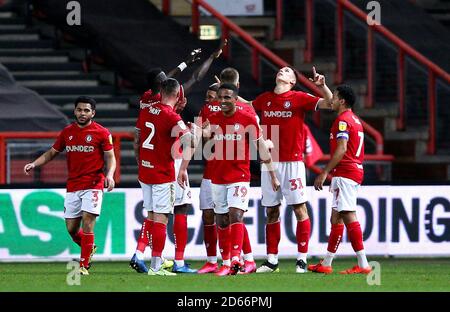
[136,218,153,252]
[174,214,188,260]
[230,223,244,260]
[296,219,311,253]
[217,226,231,261]
[203,224,217,257]
[327,223,345,253]
[266,221,281,255]
[242,224,252,255]
[80,231,94,267]
[151,222,167,258]
[347,221,364,252]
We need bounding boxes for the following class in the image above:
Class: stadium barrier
[0,186,449,262]
[0,132,134,185]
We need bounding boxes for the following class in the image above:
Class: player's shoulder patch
[108,134,113,145]
[338,120,348,131]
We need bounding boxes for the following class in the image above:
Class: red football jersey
[330,110,364,184]
[208,109,262,184]
[136,103,189,184]
[253,90,320,162]
[198,101,221,180]
[52,121,113,192]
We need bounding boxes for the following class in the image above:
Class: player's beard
[76,116,91,126]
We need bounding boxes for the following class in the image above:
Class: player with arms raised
[308,85,371,274]
[246,66,332,273]
[24,96,116,275]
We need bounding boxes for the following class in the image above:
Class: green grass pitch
[0,258,449,292]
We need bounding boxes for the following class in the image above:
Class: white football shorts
[64,189,103,218]
[199,178,214,210]
[261,161,308,207]
[330,176,360,212]
[212,182,250,214]
[139,180,175,214]
[174,158,192,206]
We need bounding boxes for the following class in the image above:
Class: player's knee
[216,213,229,228]
[229,208,244,224]
[292,203,308,220]
[202,209,215,225]
[266,207,280,223]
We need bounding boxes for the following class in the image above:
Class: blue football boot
[129,253,148,273]
[172,262,197,273]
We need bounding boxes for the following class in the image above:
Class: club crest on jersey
[69,135,73,141]
[266,101,271,107]
[283,101,291,108]
[234,124,240,131]
[85,134,92,143]
[339,121,347,131]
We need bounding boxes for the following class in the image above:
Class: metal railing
[277,0,450,154]
[0,132,134,184]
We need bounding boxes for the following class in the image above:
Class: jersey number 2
[142,122,155,150]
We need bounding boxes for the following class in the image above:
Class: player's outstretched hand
[105,175,115,192]
[314,172,327,191]
[177,169,188,189]
[185,48,202,65]
[309,66,325,86]
[212,39,227,58]
[23,163,35,175]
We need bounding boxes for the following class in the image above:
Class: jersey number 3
[142,122,155,150]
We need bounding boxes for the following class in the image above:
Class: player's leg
[198,178,219,274]
[283,161,310,273]
[332,177,370,274]
[172,204,196,273]
[292,202,310,273]
[130,181,153,273]
[198,209,218,273]
[65,218,82,246]
[64,192,83,246]
[212,183,231,276]
[229,207,245,275]
[148,183,176,276]
[257,163,283,273]
[308,207,344,274]
[78,189,102,275]
[227,182,250,275]
[240,224,256,274]
[172,159,195,273]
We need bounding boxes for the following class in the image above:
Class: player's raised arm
[166,48,202,79]
[23,147,60,175]
[308,66,333,109]
[182,40,227,94]
[104,149,116,192]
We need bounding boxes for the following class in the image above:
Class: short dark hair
[161,78,180,97]
[74,96,96,110]
[218,83,239,97]
[219,67,239,86]
[336,85,355,108]
[146,68,166,91]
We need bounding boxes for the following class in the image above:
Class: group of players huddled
[24,40,371,276]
